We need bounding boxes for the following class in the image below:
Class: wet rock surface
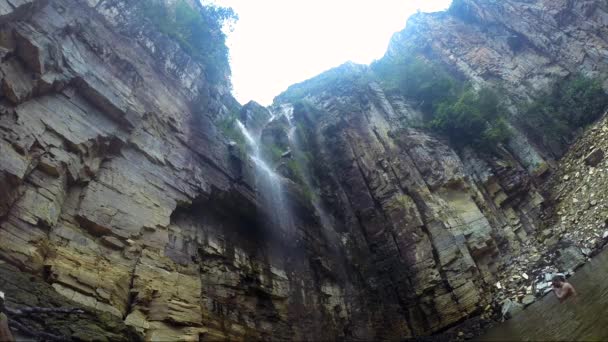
[482,246,608,341]
[0,1,358,340]
[1,0,608,340]
[271,0,608,338]
[427,112,608,339]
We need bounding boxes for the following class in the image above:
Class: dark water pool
[480,248,608,341]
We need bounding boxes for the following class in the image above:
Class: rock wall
[1,0,608,341]
[269,0,608,337]
[0,1,362,340]
[272,62,546,337]
[390,0,608,159]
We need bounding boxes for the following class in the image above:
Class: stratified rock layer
[1,0,608,341]
[0,1,352,340]
[272,62,546,337]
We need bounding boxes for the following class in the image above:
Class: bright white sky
[210,0,452,105]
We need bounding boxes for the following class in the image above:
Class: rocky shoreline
[423,243,608,342]
[424,114,608,341]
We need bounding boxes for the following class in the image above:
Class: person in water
[0,291,15,342]
[552,275,577,302]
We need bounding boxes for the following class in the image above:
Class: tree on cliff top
[141,0,237,84]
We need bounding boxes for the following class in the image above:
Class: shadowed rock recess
[1,0,608,340]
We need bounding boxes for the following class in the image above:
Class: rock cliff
[272,63,546,338]
[0,0,607,340]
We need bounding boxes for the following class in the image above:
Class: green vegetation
[285,151,313,179]
[373,55,461,114]
[431,88,510,149]
[261,142,284,164]
[373,55,608,153]
[285,158,304,182]
[285,150,317,202]
[216,112,246,151]
[519,74,608,153]
[372,55,510,150]
[140,0,237,83]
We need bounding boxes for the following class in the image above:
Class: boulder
[584,148,604,167]
[281,149,292,158]
[522,295,535,306]
[555,246,586,271]
[501,299,523,320]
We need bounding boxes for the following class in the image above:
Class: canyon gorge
[1,0,608,340]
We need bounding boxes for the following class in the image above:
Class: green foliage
[140,0,237,83]
[276,63,371,104]
[285,154,317,202]
[261,143,284,164]
[430,87,510,149]
[217,112,246,151]
[373,55,510,151]
[372,55,461,115]
[299,182,315,203]
[520,74,608,153]
[285,158,303,181]
[374,56,607,154]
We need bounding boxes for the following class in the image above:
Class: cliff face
[1,0,608,341]
[272,63,546,337]
[270,0,608,337]
[391,0,608,158]
[0,1,350,340]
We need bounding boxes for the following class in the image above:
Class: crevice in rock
[341,133,423,333]
[122,251,142,321]
[346,137,405,261]
[382,151,477,332]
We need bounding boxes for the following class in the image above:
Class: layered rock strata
[1,0,608,341]
[272,63,546,336]
[0,1,355,340]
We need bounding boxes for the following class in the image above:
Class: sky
[210,0,453,105]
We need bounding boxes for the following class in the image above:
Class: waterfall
[283,106,334,233]
[236,120,257,152]
[236,118,293,233]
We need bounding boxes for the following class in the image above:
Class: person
[552,275,577,302]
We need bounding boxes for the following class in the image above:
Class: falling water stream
[286,121,334,233]
[480,247,608,341]
[282,105,344,253]
[236,118,293,233]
